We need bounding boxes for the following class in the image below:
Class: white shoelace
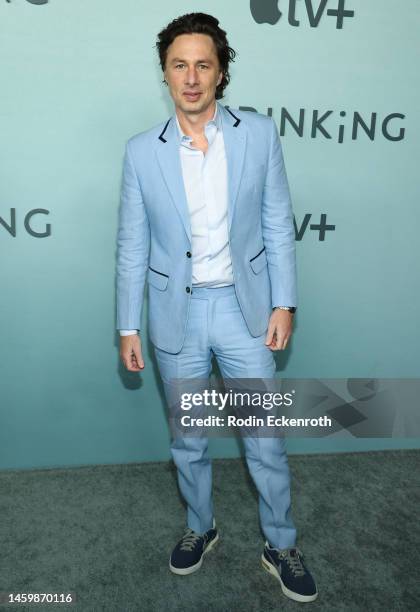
[179,528,202,552]
[275,547,306,577]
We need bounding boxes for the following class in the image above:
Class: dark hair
[156,12,236,100]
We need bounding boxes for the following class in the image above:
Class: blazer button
[186,287,191,293]
[186,251,192,258]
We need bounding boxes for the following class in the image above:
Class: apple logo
[250,0,282,25]
[5,1,49,4]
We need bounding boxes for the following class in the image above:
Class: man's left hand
[265,309,294,351]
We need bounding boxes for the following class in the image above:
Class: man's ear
[217,71,223,86]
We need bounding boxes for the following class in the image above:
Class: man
[116,12,317,603]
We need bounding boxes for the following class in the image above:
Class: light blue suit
[116,102,298,548]
[116,103,297,353]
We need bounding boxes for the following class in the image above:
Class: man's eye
[175,64,185,69]
[198,64,209,69]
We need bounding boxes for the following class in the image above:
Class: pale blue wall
[1,0,419,469]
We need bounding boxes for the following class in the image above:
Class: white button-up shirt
[120,102,233,335]
[175,102,233,288]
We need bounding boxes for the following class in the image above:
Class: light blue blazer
[116,102,297,354]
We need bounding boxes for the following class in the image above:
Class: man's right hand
[120,334,144,371]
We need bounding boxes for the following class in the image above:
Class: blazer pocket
[147,266,169,290]
[249,247,267,274]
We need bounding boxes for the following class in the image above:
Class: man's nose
[184,66,199,85]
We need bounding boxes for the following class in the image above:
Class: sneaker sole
[261,554,318,603]
[169,532,219,576]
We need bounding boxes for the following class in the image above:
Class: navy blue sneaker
[169,520,219,575]
[262,542,318,602]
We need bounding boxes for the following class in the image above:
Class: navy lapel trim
[225,107,241,127]
[158,118,171,143]
[156,103,241,144]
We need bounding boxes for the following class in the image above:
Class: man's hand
[120,334,144,371]
[265,309,294,351]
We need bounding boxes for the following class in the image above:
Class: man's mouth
[183,92,202,101]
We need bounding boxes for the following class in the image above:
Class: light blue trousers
[153,284,296,549]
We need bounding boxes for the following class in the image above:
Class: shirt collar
[175,101,221,145]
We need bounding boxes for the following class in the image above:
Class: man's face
[164,33,223,115]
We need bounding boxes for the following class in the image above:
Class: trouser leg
[211,287,297,548]
[153,294,213,535]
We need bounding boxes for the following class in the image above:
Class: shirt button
[186,287,191,293]
[186,251,192,258]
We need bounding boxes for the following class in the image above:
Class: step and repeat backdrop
[1,0,419,468]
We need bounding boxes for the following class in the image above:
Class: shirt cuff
[119,330,139,336]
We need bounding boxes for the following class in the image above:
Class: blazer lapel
[219,104,247,231]
[155,117,191,241]
[155,103,247,240]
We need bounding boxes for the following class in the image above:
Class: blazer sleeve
[262,118,297,308]
[116,140,150,331]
